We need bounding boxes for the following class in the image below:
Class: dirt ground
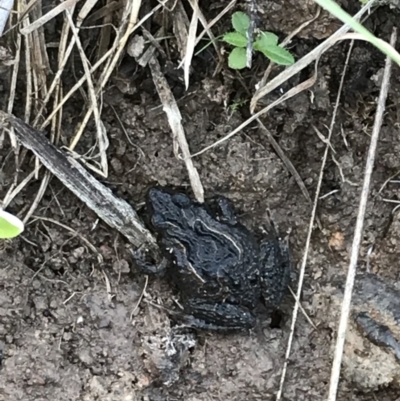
[1,0,400,400]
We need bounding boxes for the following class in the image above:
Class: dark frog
[133,187,291,331]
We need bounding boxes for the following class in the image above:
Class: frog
[132,186,291,331]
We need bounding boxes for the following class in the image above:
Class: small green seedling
[222,11,295,69]
[230,98,248,112]
[0,210,24,239]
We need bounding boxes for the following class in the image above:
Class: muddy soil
[1,0,400,400]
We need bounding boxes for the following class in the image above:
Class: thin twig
[327,27,396,401]
[148,55,204,203]
[193,60,320,158]
[130,275,148,320]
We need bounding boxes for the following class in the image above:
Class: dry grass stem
[32,0,96,127]
[31,215,104,264]
[138,27,165,67]
[173,1,190,61]
[130,275,149,320]
[327,27,396,401]
[183,0,199,89]
[256,7,321,91]
[193,60,320,158]
[192,0,236,53]
[3,1,20,149]
[20,0,78,35]
[181,0,224,70]
[276,26,354,401]
[250,0,380,112]
[288,286,317,329]
[66,0,153,159]
[64,9,109,177]
[148,55,204,202]
[22,3,32,123]
[258,121,313,205]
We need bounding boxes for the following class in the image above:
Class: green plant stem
[195,35,224,56]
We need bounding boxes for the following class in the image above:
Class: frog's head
[147,187,192,229]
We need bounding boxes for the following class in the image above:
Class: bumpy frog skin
[133,187,291,331]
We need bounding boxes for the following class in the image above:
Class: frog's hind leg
[180,298,256,331]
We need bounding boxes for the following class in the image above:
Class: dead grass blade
[3,0,20,149]
[32,0,100,127]
[183,0,199,89]
[181,0,224,70]
[255,7,321,93]
[193,60,320,157]
[65,8,108,177]
[20,0,78,35]
[148,55,204,203]
[257,120,313,206]
[23,170,52,223]
[173,1,189,60]
[276,29,355,401]
[327,27,396,401]
[96,0,114,59]
[22,0,32,123]
[66,0,144,163]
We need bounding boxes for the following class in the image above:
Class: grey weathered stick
[5,113,159,252]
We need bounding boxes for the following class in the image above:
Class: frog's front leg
[181,298,256,331]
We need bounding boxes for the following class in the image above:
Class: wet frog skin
[133,187,290,331]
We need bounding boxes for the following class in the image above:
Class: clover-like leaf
[228,47,247,69]
[0,210,24,239]
[222,32,248,47]
[232,12,250,36]
[260,45,295,66]
[253,31,279,52]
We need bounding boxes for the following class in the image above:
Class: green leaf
[228,47,247,69]
[232,12,250,36]
[0,210,24,239]
[260,45,295,66]
[253,31,279,51]
[222,32,248,47]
